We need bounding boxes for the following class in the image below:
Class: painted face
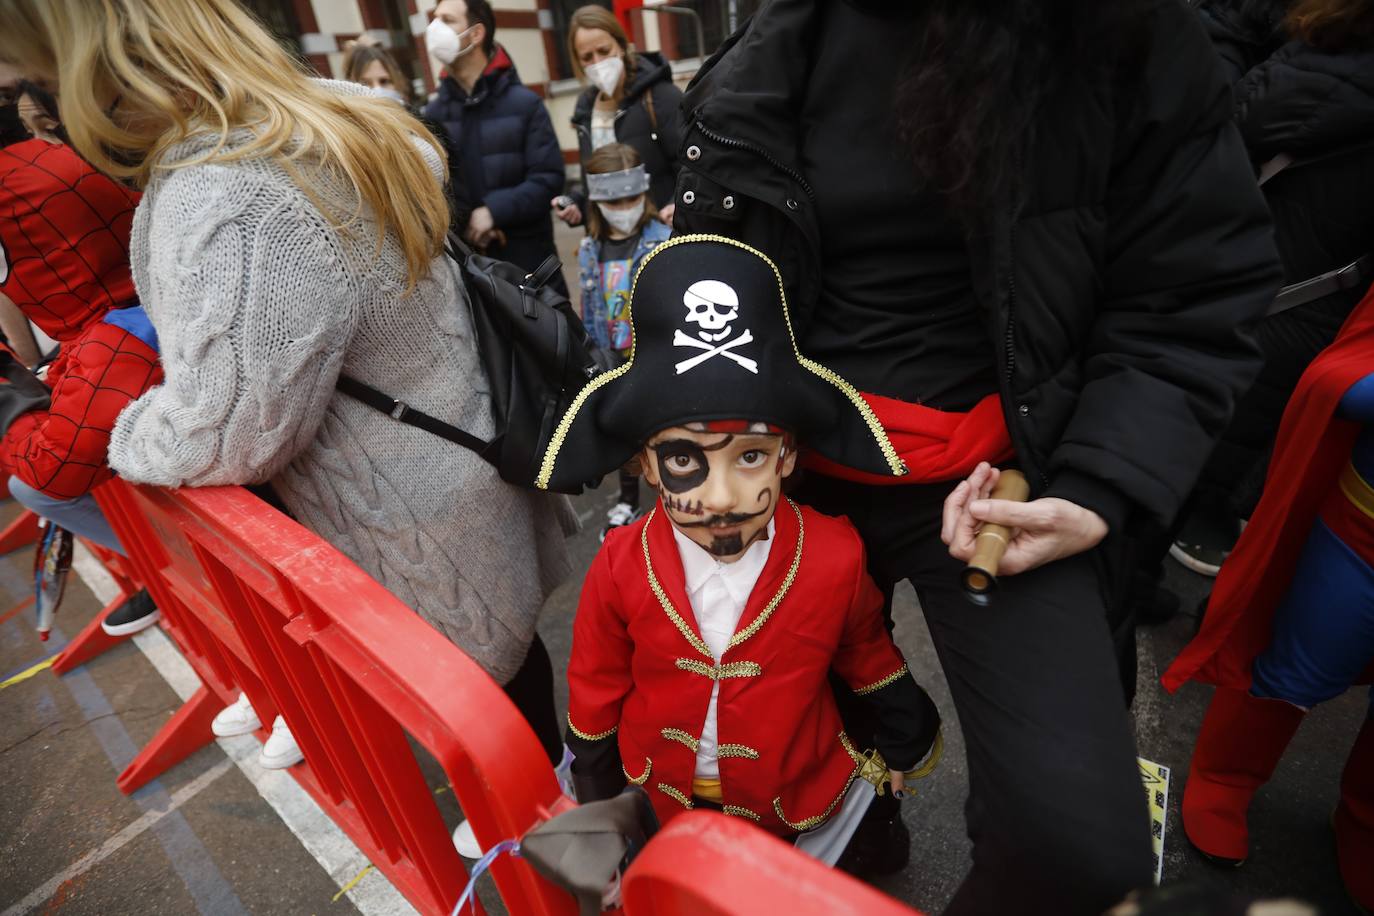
[641,423,797,563]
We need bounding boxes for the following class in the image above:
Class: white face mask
[598,199,645,235]
[426,18,478,65]
[375,87,408,106]
[584,55,624,98]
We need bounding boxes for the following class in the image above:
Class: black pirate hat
[535,235,907,492]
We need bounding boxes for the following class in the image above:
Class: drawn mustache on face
[672,507,767,529]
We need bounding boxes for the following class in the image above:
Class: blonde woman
[0,0,574,800]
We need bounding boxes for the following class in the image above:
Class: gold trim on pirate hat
[536,234,906,492]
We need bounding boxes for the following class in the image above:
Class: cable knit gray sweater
[108,82,574,683]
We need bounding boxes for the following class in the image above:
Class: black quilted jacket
[671,0,1283,534]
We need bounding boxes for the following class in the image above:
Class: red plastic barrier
[89,478,577,916]
[0,506,39,556]
[623,812,924,915]
[53,529,144,672]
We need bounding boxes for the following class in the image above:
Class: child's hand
[889,769,907,800]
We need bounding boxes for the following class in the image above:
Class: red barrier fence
[624,813,922,916]
[85,478,576,916]
[24,478,924,916]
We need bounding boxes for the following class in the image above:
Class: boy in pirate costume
[539,235,941,863]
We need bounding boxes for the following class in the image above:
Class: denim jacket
[578,219,672,350]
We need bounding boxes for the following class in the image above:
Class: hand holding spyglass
[942,462,1110,602]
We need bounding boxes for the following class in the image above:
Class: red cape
[1162,284,1374,692]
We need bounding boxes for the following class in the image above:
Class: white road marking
[0,757,235,916]
[70,545,416,916]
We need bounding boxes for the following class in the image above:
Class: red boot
[1336,713,1374,913]
[1181,686,1306,865]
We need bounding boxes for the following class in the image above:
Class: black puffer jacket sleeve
[1234,41,1374,162]
[1044,0,1282,528]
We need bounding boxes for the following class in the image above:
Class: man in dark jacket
[672,1,1281,914]
[424,0,567,294]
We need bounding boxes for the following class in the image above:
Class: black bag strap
[336,374,492,457]
[444,232,561,292]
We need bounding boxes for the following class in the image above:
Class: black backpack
[337,233,614,494]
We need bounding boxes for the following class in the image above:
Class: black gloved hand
[0,349,51,438]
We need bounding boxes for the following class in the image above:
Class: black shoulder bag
[337,233,614,494]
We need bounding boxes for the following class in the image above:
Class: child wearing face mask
[541,235,942,876]
[576,143,671,539]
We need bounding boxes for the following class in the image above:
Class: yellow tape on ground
[1137,756,1171,886]
[0,656,56,691]
[332,865,373,903]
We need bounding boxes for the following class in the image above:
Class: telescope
[961,469,1030,606]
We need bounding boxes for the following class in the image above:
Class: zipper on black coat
[1002,179,1049,488]
[1004,219,1018,387]
[693,119,816,201]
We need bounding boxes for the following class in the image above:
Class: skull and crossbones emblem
[673,279,758,374]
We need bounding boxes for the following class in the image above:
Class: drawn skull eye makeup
[666,454,700,473]
[652,439,711,493]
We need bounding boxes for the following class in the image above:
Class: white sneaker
[211,692,261,738]
[452,818,482,858]
[600,503,640,542]
[259,715,304,769]
[452,746,577,858]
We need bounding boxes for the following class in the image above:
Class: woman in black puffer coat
[1165,0,1374,576]
[671,1,1279,912]
[551,5,684,229]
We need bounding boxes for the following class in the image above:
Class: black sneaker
[101,589,161,636]
[1169,506,1240,577]
[837,792,910,879]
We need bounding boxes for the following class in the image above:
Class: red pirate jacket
[567,498,934,835]
[0,139,161,498]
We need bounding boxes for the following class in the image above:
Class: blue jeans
[8,477,125,556]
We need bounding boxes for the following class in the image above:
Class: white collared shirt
[671,519,775,780]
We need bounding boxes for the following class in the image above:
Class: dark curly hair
[893,0,1140,225]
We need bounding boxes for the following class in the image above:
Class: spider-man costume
[0,137,162,499]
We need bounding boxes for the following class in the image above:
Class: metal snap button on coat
[682,190,696,205]
[722,195,735,210]
[1017,404,1030,417]
[686,145,701,161]
[785,198,799,210]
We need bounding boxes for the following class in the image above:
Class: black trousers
[795,474,1154,916]
[503,635,563,767]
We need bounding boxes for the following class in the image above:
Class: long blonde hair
[0,0,449,287]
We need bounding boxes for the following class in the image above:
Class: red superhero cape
[1162,284,1374,692]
